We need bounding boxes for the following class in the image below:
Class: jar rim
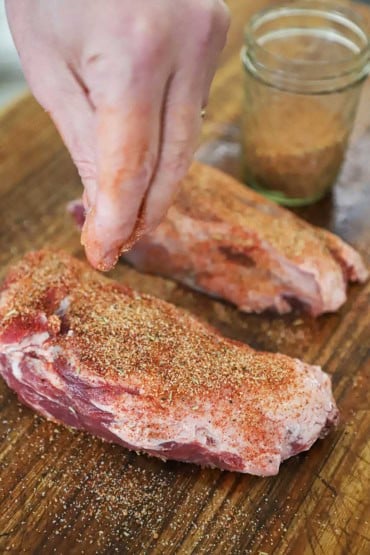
[245,2,370,65]
[243,0,370,92]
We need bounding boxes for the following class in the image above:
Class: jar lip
[244,1,370,70]
[241,44,369,95]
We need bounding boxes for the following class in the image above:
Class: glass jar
[241,1,370,206]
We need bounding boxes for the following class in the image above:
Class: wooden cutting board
[0,2,369,553]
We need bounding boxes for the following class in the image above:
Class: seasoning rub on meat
[0,251,338,476]
[70,162,368,315]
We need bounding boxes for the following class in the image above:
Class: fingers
[20,57,97,206]
[140,74,203,232]
[6,0,229,274]
[47,83,97,206]
[81,77,166,271]
[5,1,97,203]
[202,0,230,92]
[140,3,229,233]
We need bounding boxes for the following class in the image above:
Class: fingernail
[97,250,120,272]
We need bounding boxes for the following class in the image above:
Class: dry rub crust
[0,251,298,392]
[126,162,368,315]
[0,250,338,475]
[70,162,368,315]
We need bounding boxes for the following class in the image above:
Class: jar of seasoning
[241,1,370,206]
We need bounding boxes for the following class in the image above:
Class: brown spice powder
[0,251,295,401]
[243,97,348,199]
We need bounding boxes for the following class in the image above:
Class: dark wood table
[0,1,369,553]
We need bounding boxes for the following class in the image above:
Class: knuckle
[191,0,230,49]
[131,17,168,66]
[73,159,97,183]
[213,1,231,34]
[135,151,157,186]
[83,52,106,72]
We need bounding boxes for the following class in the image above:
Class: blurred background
[0,1,27,108]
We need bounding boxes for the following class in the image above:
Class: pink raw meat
[0,250,338,476]
[69,162,368,315]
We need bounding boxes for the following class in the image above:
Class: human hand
[6,0,229,270]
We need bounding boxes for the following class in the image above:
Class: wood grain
[0,1,369,553]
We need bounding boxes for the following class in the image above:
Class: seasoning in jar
[241,1,370,206]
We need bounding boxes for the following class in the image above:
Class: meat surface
[69,162,368,316]
[0,251,338,476]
